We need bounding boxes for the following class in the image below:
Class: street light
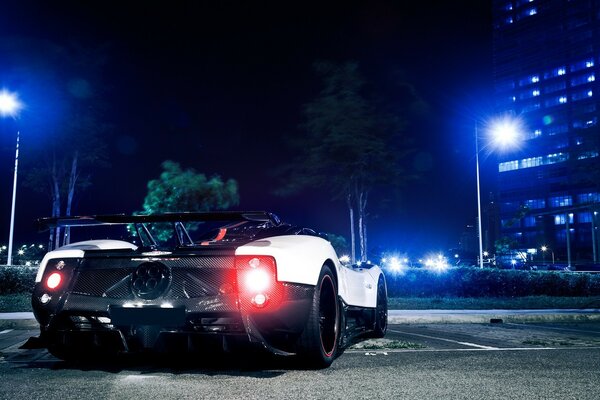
[475,115,523,268]
[541,245,555,265]
[0,89,23,266]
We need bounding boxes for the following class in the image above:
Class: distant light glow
[588,90,593,97]
[531,76,539,83]
[529,8,537,15]
[0,90,22,117]
[339,255,351,264]
[17,249,24,255]
[558,68,566,76]
[559,96,567,104]
[489,116,524,148]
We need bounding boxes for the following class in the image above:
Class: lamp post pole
[475,123,484,269]
[6,131,19,266]
[0,89,23,266]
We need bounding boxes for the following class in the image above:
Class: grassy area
[3,293,600,313]
[388,296,600,310]
[0,293,32,312]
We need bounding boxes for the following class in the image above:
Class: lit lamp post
[475,116,522,268]
[541,245,554,265]
[0,90,23,266]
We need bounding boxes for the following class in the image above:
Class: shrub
[386,267,600,298]
[0,266,36,294]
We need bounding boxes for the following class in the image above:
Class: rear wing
[37,211,282,232]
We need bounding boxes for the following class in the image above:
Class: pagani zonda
[32,212,387,368]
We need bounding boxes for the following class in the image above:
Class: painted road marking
[0,330,14,335]
[506,323,600,334]
[388,329,500,350]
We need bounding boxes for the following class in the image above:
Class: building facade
[492,0,600,262]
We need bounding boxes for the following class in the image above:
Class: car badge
[56,260,65,270]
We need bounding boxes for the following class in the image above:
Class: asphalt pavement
[2,322,600,399]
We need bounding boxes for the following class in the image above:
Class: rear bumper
[33,282,314,355]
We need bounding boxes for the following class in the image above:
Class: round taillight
[252,293,268,308]
[46,272,62,289]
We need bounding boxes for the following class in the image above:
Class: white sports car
[32,212,388,368]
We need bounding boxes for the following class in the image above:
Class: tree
[278,62,417,262]
[140,161,240,242]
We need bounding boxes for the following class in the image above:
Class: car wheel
[297,265,339,368]
[372,276,388,338]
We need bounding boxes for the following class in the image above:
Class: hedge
[385,267,600,298]
[0,266,36,294]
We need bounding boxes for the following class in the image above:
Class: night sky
[0,0,494,256]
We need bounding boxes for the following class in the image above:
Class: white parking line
[0,329,14,335]
[505,323,600,334]
[388,329,500,350]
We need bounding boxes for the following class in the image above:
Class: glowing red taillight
[235,255,280,310]
[46,272,62,289]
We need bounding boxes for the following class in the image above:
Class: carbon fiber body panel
[33,253,316,355]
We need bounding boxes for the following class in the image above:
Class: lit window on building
[529,8,537,16]
[573,117,598,128]
[531,75,539,83]
[524,216,536,227]
[532,89,540,96]
[512,96,516,102]
[559,96,568,103]
[577,151,600,160]
[571,59,595,72]
[579,212,593,223]
[572,89,594,101]
[507,17,513,24]
[506,3,513,11]
[547,124,568,135]
[572,74,594,86]
[525,199,546,209]
[578,193,600,203]
[499,153,569,172]
[558,67,566,76]
[550,195,573,208]
[554,214,574,225]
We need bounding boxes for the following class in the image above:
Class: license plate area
[109,306,186,326]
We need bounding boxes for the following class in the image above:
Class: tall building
[492,0,600,262]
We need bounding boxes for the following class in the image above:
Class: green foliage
[0,267,36,294]
[140,161,239,241]
[324,233,348,255]
[386,267,600,298]
[278,61,414,199]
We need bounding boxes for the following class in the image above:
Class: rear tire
[372,276,388,338]
[297,265,340,368]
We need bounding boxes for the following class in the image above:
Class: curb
[387,309,600,324]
